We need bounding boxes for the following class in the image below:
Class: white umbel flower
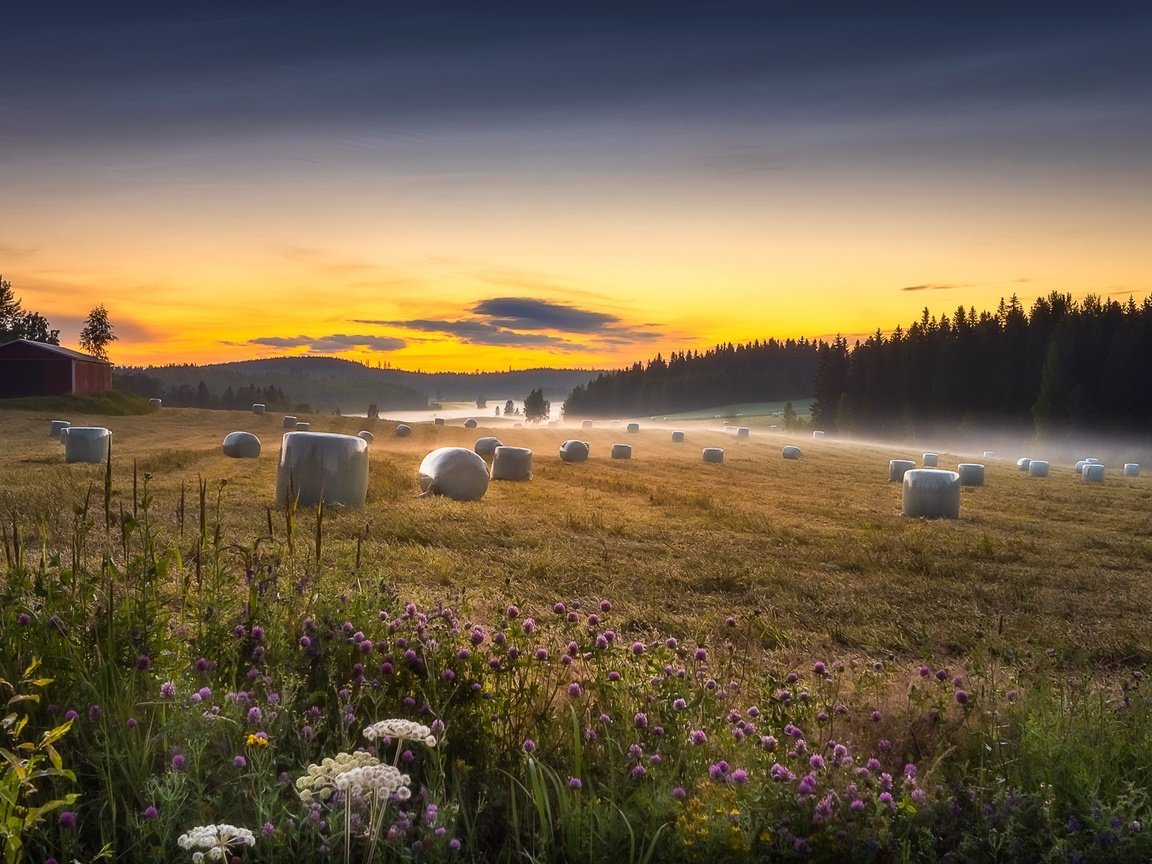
[176,824,256,861]
[362,718,437,747]
[333,763,410,798]
[295,750,380,804]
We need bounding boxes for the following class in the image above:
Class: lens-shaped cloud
[247,334,406,352]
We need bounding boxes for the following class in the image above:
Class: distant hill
[114,357,602,414]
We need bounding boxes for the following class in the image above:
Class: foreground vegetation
[3,407,1152,862]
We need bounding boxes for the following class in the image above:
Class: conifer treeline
[115,370,294,411]
[811,293,1152,438]
[562,339,822,417]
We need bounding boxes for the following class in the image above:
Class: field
[4,405,1152,862]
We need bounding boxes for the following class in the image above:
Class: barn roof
[0,338,112,364]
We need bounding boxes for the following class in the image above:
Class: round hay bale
[957,463,985,486]
[782,445,801,460]
[902,469,961,519]
[889,459,916,482]
[812,430,825,440]
[282,415,298,428]
[1074,460,1089,474]
[474,436,503,458]
[1124,463,1140,477]
[983,450,995,458]
[434,418,446,426]
[736,427,750,439]
[581,419,594,430]
[222,431,261,459]
[1028,460,1049,477]
[149,398,162,408]
[252,403,266,415]
[671,430,685,443]
[1085,458,1101,465]
[1082,464,1105,483]
[491,446,533,481]
[59,427,70,444]
[921,452,939,467]
[611,443,632,460]
[702,447,724,464]
[463,418,478,429]
[559,440,589,463]
[417,447,489,501]
[357,430,374,443]
[65,427,111,464]
[769,424,778,431]
[295,421,311,431]
[50,419,70,437]
[276,432,369,508]
[395,424,412,438]
[1017,457,1031,471]
[626,422,640,434]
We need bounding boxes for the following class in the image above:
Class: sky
[2,1,1151,371]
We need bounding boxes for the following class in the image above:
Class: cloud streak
[245,333,407,353]
[901,284,959,292]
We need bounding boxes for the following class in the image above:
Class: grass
[3,406,1152,861]
[0,390,156,416]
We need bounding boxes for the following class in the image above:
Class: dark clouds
[902,284,958,292]
[246,334,406,353]
[472,297,617,333]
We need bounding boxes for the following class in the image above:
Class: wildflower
[194,658,211,673]
[552,602,566,614]
[233,755,247,769]
[631,641,645,655]
[160,681,175,699]
[731,769,749,785]
[176,823,256,861]
[673,698,687,711]
[1006,689,1019,702]
[797,773,817,795]
[261,822,275,838]
[568,777,583,790]
[568,682,583,698]
[784,723,803,738]
[955,689,970,705]
[506,604,519,619]
[879,792,895,809]
[246,732,270,748]
[694,648,708,662]
[813,661,826,675]
[666,637,678,649]
[522,618,536,634]
[672,786,687,800]
[363,719,437,747]
[88,704,103,722]
[247,706,262,725]
[58,811,77,829]
[869,710,882,723]
[770,763,794,782]
[850,799,866,812]
[919,665,931,678]
[449,838,462,851]
[631,764,647,779]
[689,729,707,745]
[634,713,648,729]
[760,735,777,751]
[809,754,826,771]
[127,716,138,729]
[708,761,730,780]
[143,805,159,821]
[171,753,187,772]
[523,739,536,753]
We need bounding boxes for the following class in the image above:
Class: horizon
[3,2,1151,372]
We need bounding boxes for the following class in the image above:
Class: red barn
[0,339,112,398]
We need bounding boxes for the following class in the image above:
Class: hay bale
[357,430,374,443]
[559,440,590,463]
[395,424,412,438]
[921,452,939,467]
[769,424,778,431]
[65,427,111,464]
[983,450,995,458]
[957,463,985,486]
[222,431,261,459]
[702,447,724,464]
[276,431,369,508]
[295,421,311,431]
[1082,464,1105,483]
[252,403,266,415]
[434,418,445,426]
[581,419,594,430]
[611,444,632,460]
[782,445,801,460]
[671,430,685,442]
[812,430,825,440]
[1028,460,1049,477]
[626,422,640,434]
[736,427,750,439]
[149,398,162,408]
[474,436,503,458]
[282,415,298,428]
[491,446,533,481]
[1074,460,1089,474]
[1085,458,1101,465]
[1016,457,1031,471]
[902,469,961,519]
[464,418,478,429]
[50,419,70,437]
[1124,463,1140,477]
[888,459,916,482]
[59,427,70,443]
[417,447,489,501]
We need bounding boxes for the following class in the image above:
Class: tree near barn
[0,275,61,344]
[79,304,118,359]
[524,388,550,422]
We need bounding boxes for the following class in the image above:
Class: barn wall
[0,358,73,398]
[74,360,112,394]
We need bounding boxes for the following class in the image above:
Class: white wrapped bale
[464,418,478,429]
[581,419,594,430]
[276,432,369,508]
[65,427,111,464]
[671,430,685,443]
[295,421,311,431]
[782,445,802,460]
[222,431,261,459]
[491,446,533,481]
[957,463,985,486]
[736,427,750,439]
[889,459,916,482]
[474,437,503,458]
[702,447,724,464]
[1028,460,1049,477]
[1074,460,1089,474]
[902,469,961,519]
[395,424,412,438]
[812,430,825,440]
[559,440,590,463]
[769,424,778,431]
[149,398,162,408]
[417,447,489,501]
[626,423,640,434]
[357,430,374,443]
[282,415,298,428]
[59,428,70,444]
[1083,464,1105,483]
[1086,458,1101,465]
[922,452,939,467]
[611,444,632,460]
[252,403,266,415]
[983,451,995,458]
[1124,463,1140,477]
[1017,457,1031,471]
[50,419,70,437]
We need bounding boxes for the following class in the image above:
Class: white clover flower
[362,718,438,748]
[176,824,256,862]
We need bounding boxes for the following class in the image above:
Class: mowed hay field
[3,407,1151,668]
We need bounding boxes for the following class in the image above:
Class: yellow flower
[245,732,270,748]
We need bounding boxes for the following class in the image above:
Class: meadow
[3,404,1152,862]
